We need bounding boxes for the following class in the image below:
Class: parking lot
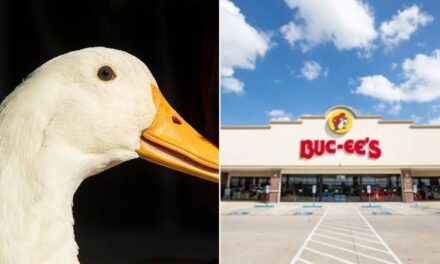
[221,202,440,263]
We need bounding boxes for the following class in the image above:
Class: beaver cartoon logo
[333,113,348,130]
[328,109,353,134]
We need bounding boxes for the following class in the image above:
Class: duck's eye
[97,66,116,81]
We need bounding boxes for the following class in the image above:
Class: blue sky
[221,0,440,125]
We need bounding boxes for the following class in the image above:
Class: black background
[0,0,219,263]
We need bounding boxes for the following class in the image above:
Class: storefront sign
[300,108,382,159]
[328,109,353,134]
[300,138,382,159]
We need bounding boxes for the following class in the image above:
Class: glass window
[360,174,401,202]
[229,177,270,200]
[281,175,318,202]
[281,174,402,202]
[413,177,440,200]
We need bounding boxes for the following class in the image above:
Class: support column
[221,172,229,200]
[401,169,414,203]
[268,170,282,203]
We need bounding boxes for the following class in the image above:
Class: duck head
[1,47,218,182]
[0,47,218,263]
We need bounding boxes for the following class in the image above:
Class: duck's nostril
[172,116,182,125]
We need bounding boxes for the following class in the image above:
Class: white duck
[0,47,218,264]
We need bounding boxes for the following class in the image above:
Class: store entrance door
[321,175,361,202]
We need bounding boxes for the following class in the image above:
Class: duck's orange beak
[137,84,219,183]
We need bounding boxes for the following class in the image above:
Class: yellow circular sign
[328,109,353,134]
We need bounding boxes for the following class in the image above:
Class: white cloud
[280,22,304,47]
[351,107,363,115]
[221,0,271,94]
[301,60,326,80]
[380,5,433,49]
[267,109,293,121]
[429,116,440,124]
[410,114,422,123]
[355,50,440,103]
[355,75,405,102]
[373,103,387,112]
[280,0,377,52]
[387,103,401,115]
[432,105,440,113]
[372,102,401,115]
[221,76,244,95]
[268,109,285,116]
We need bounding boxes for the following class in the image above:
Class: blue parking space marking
[294,211,314,216]
[410,205,430,209]
[229,211,250,216]
[254,204,274,208]
[372,210,392,215]
[303,204,323,208]
[361,204,382,208]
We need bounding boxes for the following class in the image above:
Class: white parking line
[318,224,378,237]
[316,229,382,244]
[326,220,369,228]
[313,233,390,254]
[355,207,403,264]
[297,257,314,264]
[289,207,329,264]
[320,221,371,231]
[304,247,355,264]
[291,205,402,264]
[309,239,395,264]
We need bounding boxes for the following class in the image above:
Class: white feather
[0,47,158,263]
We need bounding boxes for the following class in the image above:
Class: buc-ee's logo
[328,109,353,134]
[299,108,382,159]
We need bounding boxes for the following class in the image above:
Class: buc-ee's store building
[221,106,440,203]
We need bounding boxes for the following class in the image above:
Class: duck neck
[0,143,89,264]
